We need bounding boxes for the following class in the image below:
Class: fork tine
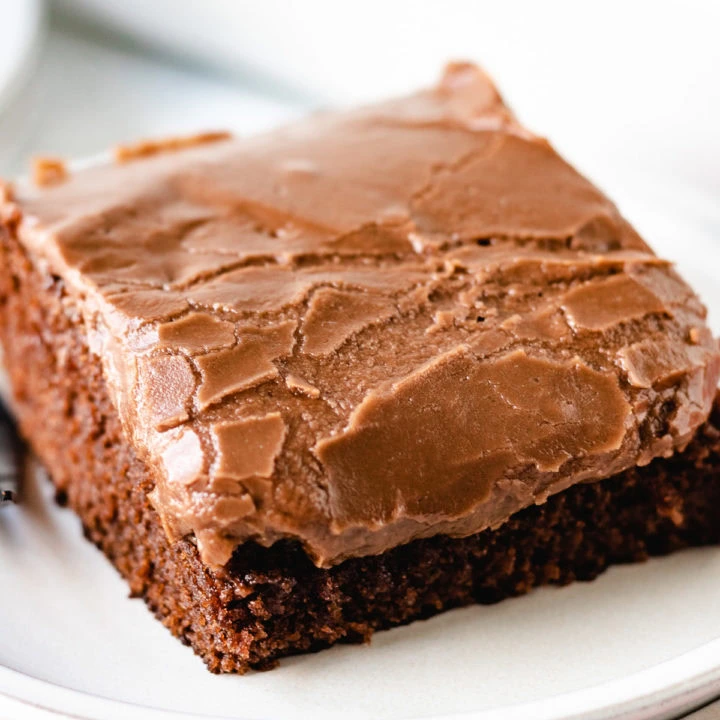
[0,400,22,505]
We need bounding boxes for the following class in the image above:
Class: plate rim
[3,633,720,720]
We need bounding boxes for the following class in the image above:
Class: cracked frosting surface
[4,63,719,567]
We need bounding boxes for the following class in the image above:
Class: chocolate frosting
[4,63,719,567]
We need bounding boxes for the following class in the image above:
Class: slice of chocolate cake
[1,63,718,673]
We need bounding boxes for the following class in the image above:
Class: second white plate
[0,0,44,116]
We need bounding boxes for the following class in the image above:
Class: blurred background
[0,0,718,200]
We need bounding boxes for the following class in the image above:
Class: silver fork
[0,400,21,505]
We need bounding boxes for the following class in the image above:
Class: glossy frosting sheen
[6,64,719,567]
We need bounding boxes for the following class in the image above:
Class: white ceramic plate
[1,175,720,720]
[0,0,45,115]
